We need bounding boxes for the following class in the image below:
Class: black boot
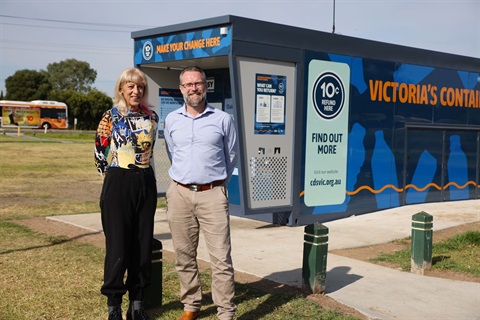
[127,301,150,320]
[107,306,122,320]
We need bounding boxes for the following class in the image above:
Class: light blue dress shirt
[164,104,238,185]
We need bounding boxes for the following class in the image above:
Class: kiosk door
[236,57,296,211]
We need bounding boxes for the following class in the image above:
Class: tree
[5,59,110,129]
[4,69,51,101]
[49,88,112,130]
[87,89,113,123]
[46,59,97,93]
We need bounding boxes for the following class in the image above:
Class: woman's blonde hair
[113,68,153,116]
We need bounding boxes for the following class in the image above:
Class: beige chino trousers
[166,181,237,320]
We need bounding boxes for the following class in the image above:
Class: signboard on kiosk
[134,26,231,65]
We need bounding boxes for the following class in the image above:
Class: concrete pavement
[49,199,480,320]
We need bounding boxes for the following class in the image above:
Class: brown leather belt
[175,179,225,192]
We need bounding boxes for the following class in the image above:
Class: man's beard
[184,92,206,107]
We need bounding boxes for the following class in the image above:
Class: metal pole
[332,0,336,34]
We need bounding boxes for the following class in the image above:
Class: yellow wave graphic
[346,184,403,195]
[299,180,479,197]
[346,181,479,195]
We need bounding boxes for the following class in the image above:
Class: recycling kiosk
[132,15,480,227]
[132,15,300,225]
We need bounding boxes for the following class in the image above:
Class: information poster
[304,60,350,206]
[254,73,286,135]
[224,98,234,118]
[158,88,184,137]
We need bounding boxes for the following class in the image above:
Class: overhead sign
[134,26,232,64]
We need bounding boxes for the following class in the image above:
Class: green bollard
[144,238,163,310]
[302,223,328,293]
[411,211,433,275]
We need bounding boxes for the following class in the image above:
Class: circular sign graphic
[142,41,153,61]
[278,82,285,94]
[312,71,345,120]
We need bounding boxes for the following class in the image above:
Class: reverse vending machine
[132,15,480,226]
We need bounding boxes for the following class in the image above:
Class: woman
[94,67,158,320]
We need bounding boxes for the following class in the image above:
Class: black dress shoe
[127,304,151,320]
[108,307,122,320]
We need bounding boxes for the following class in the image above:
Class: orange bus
[0,100,69,129]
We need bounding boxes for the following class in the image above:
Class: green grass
[1,130,95,143]
[370,231,480,276]
[0,221,106,320]
[0,133,360,320]
[0,220,356,320]
[0,135,102,220]
[25,131,96,142]
[431,231,480,275]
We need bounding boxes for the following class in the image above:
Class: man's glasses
[180,82,205,89]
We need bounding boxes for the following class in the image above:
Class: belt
[175,179,225,192]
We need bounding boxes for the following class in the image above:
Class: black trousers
[99,166,157,306]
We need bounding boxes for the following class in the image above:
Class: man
[164,66,238,320]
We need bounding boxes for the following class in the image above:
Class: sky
[0,0,479,97]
